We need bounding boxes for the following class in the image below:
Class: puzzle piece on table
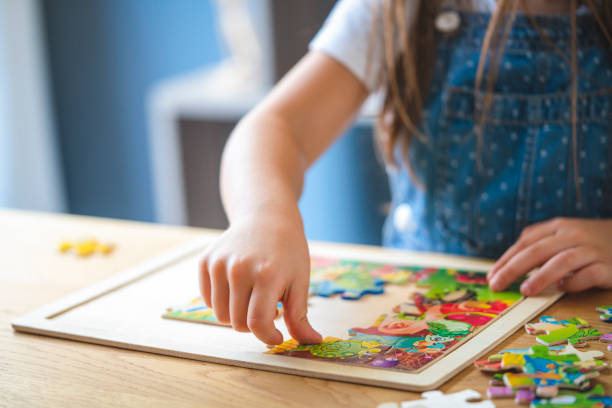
[487,386,537,405]
[557,344,604,361]
[525,316,588,335]
[516,388,536,404]
[163,297,282,326]
[58,238,115,257]
[535,325,601,347]
[597,305,612,322]
[530,384,612,408]
[376,389,496,408]
[601,333,612,351]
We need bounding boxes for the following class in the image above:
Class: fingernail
[489,277,499,291]
[520,281,531,296]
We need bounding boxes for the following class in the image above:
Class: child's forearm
[220,52,369,229]
[220,109,307,228]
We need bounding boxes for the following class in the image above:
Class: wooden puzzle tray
[11,236,563,391]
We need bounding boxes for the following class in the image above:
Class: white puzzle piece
[377,390,496,408]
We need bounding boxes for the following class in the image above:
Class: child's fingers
[489,235,576,291]
[210,260,231,323]
[199,258,212,308]
[228,262,253,332]
[247,284,283,345]
[520,246,597,295]
[558,263,607,292]
[283,281,322,345]
[489,219,559,279]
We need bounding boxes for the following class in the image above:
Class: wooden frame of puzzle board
[11,236,563,391]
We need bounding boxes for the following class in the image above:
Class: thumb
[283,281,322,345]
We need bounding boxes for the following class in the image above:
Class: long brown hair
[376,0,612,197]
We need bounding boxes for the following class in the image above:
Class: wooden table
[1,209,610,407]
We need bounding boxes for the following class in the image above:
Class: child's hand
[199,215,322,346]
[488,218,612,295]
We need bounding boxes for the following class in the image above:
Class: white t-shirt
[309,0,496,93]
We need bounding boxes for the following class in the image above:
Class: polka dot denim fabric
[383,11,612,258]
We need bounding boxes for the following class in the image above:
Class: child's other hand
[488,218,612,296]
[199,215,322,346]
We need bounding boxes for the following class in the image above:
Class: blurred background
[0,0,389,245]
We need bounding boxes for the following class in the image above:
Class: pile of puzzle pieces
[474,315,611,407]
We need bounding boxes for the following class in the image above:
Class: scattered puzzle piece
[163,297,282,326]
[516,388,536,404]
[377,389,496,408]
[530,384,612,408]
[59,238,115,257]
[601,333,612,351]
[525,317,588,335]
[534,324,601,347]
[557,344,604,362]
[596,305,612,322]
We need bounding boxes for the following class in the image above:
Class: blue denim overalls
[382,11,612,259]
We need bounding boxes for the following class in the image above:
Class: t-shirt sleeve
[309,0,386,92]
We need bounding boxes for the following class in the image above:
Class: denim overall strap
[383,11,612,258]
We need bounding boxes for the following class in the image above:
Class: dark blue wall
[43,0,223,221]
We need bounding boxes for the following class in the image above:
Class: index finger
[247,284,284,345]
[489,219,558,279]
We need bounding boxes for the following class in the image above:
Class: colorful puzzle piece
[601,333,612,352]
[163,297,282,326]
[377,389,496,408]
[557,344,604,362]
[536,326,601,347]
[525,316,588,335]
[487,386,538,405]
[525,317,602,347]
[530,384,612,408]
[596,305,612,322]
[308,257,417,300]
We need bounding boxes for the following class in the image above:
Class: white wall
[0,0,65,212]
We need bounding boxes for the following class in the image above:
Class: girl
[199,0,612,346]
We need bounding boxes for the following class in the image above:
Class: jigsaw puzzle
[267,267,522,372]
